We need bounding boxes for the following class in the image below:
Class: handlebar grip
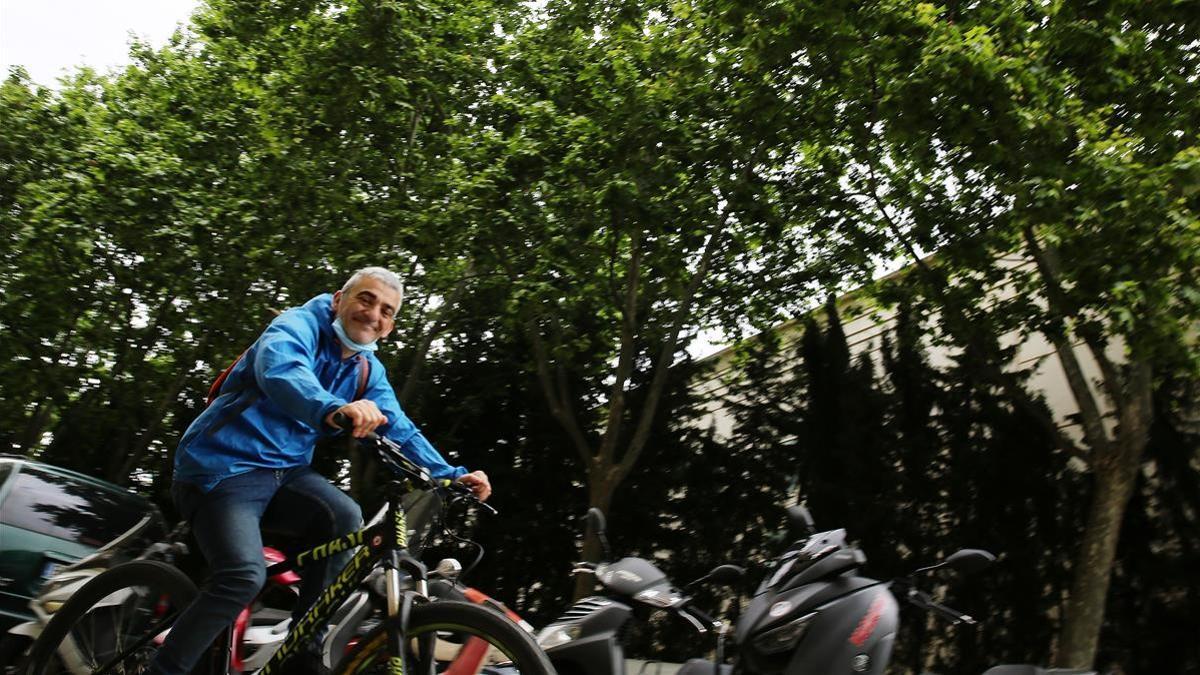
[931,601,975,625]
[332,411,380,441]
[442,479,473,495]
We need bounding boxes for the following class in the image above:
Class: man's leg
[265,466,363,630]
[149,471,276,675]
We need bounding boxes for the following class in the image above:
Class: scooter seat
[982,666,1096,675]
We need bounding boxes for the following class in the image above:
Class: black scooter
[678,506,1097,675]
[534,508,740,675]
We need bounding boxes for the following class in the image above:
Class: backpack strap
[208,350,370,409]
[206,350,248,407]
[353,355,370,401]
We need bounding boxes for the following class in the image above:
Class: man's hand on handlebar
[456,471,492,502]
[327,408,492,503]
[326,400,387,438]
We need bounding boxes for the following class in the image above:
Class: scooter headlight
[633,588,684,608]
[536,623,581,649]
[753,612,815,654]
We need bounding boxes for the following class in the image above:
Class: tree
[721,300,1104,672]
[703,0,1200,666]
[448,0,788,595]
[0,70,106,455]
[1,0,521,497]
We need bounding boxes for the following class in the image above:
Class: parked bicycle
[18,420,555,675]
[1,515,191,674]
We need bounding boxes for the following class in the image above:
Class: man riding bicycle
[149,267,491,675]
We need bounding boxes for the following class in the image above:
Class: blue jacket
[174,294,466,491]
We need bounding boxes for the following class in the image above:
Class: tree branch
[1121,361,1153,457]
[1022,227,1114,455]
[397,259,476,405]
[848,92,1087,459]
[526,317,594,465]
[393,103,422,200]
[485,242,592,462]
[1029,235,1126,413]
[618,223,722,479]
[598,229,642,464]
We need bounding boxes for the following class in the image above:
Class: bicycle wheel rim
[26,561,196,675]
[338,601,552,675]
[58,585,184,674]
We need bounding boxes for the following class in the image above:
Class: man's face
[332,277,400,345]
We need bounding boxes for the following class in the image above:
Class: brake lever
[906,588,975,625]
[930,600,975,625]
[444,485,499,515]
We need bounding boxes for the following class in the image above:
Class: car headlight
[536,623,581,649]
[753,612,815,654]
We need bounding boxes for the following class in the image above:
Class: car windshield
[0,467,151,547]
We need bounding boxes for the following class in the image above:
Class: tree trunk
[1055,435,1146,668]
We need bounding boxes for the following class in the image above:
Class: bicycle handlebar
[331,411,383,442]
[330,412,493,512]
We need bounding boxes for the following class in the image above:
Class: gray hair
[341,266,404,303]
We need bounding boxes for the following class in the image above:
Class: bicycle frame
[82,481,432,675]
[257,484,425,675]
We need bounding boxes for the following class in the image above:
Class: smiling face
[331,275,400,346]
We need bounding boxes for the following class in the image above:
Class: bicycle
[19,421,555,675]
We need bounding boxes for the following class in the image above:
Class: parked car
[0,456,165,631]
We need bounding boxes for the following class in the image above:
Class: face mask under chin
[332,316,379,353]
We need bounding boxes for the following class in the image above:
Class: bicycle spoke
[92,611,179,675]
[338,602,550,675]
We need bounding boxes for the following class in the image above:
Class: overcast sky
[1,0,201,86]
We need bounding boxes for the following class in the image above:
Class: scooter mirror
[585,507,613,559]
[786,505,815,536]
[586,507,607,537]
[706,564,746,585]
[941,549,996,575]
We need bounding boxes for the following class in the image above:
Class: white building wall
[692,258,1119,446]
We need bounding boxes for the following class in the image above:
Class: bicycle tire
[336,600,555,675]
[21,560,198,675]
[0,633,33,675]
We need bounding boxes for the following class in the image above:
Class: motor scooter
[527,508,739,675]
[1,515,302,675]
[0,515,178,673]
[676,505,1098,675]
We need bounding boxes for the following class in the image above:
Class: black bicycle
[20,423,554,675]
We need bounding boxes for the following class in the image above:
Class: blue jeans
[149,466,362,675]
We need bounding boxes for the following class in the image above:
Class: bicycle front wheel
[337,600,554,675]
[22,560,197,675]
